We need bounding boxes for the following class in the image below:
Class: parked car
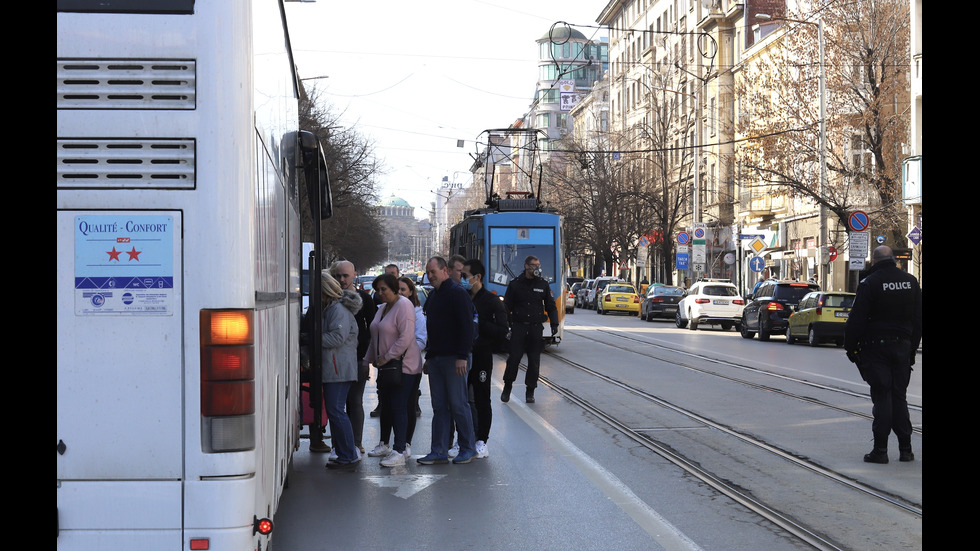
[740,280,820,341]
[640,285,685,321]
[576,279,594,308]
[566,282,583,314]
[596,283,641,315]
[586,276,621,309]
[786,291,855,346]
[675,279,744,331]
[356,274,375,292]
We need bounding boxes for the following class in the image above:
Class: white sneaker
[368,442,390,457]
[448,443,459,458]
[475,440,489,458]
[327,449,338,462]
[380,450,405,467]
[404,443,412,458]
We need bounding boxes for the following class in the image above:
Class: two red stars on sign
[106,247,142,261]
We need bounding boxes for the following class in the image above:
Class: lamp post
[757,13,828,289]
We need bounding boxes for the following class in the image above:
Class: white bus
[57,1,329,549]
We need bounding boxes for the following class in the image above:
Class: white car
[675,279,745,331]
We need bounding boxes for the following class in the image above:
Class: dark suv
[740,280,820,341]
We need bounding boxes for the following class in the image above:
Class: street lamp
[756,13,828,289]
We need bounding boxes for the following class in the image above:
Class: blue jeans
[427,355,475,456]
[323,381,356,462]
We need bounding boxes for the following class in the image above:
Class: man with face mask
[501,255,558,404]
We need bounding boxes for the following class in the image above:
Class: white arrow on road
[363,474,446,499]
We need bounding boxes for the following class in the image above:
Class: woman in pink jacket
[366,273,422,467]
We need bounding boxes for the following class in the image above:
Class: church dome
[381,194,412,208]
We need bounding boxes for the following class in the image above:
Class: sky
[284,0,608,219]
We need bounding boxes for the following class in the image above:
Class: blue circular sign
[677,232,690,244]
[749,256,765,273]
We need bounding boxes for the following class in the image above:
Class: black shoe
[864,449,889,464]
[501,383,512,403]
[325,459,359,470]
[525,390,535,403]
[899,450,914,462]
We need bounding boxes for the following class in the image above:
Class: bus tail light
[254,516,274,536]
[200,309,256,452]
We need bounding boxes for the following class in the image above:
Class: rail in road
[538,314,921,551]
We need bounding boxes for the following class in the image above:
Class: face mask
[459,276,472,290]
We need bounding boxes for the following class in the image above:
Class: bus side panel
[57,210,184,537]
[57,480,181,550]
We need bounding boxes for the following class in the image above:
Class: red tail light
[733,299,744,305]
[766,302,784,311]
[633,296,640,303]
[652,297,664,303]
[695,298,710,304]
[604,295,611,302]
[200,309,256,452]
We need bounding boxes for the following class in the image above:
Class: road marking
[363,474,446,499]
[504,385,705,551]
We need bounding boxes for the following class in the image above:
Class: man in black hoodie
[462,258,509,458]
[844,246,922,464]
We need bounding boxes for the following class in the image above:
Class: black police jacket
[504,273,559,328]
[843,259,922,351]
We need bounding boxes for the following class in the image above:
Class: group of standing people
[311,252,558,470]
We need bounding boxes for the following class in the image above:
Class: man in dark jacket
[844,246,922,464]
[416,256,478,465]
[462,258,509,458]
[501,255,559,404]
[330,260,375,456]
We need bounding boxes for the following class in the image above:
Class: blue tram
[449,197,565,344]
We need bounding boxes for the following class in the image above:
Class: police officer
[501,255,559,404]
[844,245,922,464]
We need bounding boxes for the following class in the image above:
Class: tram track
[507,326,922,550]
[572,327,921,429]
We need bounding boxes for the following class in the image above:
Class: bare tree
[736,0,911,248]
[299,87,387,269]
[550,130,662,278]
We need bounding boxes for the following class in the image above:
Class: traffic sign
[828,245,838,262]
[849,231,870,270]
[747,237,766,255]
[749,256,765,273]
[677,232,690,245]
[907,226,922,245]
[848,210,870,232]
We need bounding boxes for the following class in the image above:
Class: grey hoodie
[321,289,363,383]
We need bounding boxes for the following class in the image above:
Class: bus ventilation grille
[57,138,196,189]
[57,59,196,110]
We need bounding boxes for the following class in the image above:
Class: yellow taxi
[596,283,641,316]
[786,291,855,347]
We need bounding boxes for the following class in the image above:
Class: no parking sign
[848,210,869,232]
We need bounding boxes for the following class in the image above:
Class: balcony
[739,189,788,219]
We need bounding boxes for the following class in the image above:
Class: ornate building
[378,194,428,273]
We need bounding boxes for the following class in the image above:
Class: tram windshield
[486,227,556,286]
